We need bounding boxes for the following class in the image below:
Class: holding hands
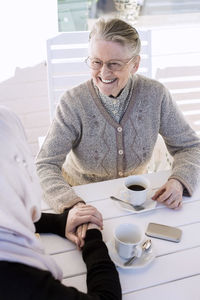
[66,178,184,249]
[152,179,184,209]
[65,203,103,248]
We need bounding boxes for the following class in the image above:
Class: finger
[66,232,80,246]
[75,235,84,250]
[72,206,103,226]
[163,192,181,208]
[168,193,182,209]
[76,224,86,248]
[152,187,166,200]
[75,225,84,249]
[164,194,176,206]
[77,212,103,225]
[78,206,103,221]
[154,189,172,203]
[81,223,88,239]
[70,214,103,229]
[79,204,102,214]
[69,206,103,229]
[165,192,181,206]
[78,215,103,227]
[175,201,182,210]
[79,238,85,249]
[168,199,182,209]
[76,224,83,239]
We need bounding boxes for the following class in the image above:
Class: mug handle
[132,245,143,258]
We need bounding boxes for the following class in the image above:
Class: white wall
[0,7,200,156]
[0,62,50,157]
[0,1,58,156]
[0,0,58,82]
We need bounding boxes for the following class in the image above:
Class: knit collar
[94,77,132,104]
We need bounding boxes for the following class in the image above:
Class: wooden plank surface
[40,170,200,299]
[60,247,200,297]
[123,275,200,300]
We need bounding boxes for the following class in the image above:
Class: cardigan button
[118,171,123,176]
[117,127,122,132]
[118,150,123,155]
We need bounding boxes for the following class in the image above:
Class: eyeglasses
[85,56,136,72]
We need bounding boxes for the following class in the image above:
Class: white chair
[155,65,200,135]
[147,65,200,173]
[46,29,152,120]
[147,134,173,173]
[148,65,200,173]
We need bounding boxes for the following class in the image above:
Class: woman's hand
[65,203,103,248]
[152,179,184,209]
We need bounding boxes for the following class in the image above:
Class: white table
[40,170,200,300]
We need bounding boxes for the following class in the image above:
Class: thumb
[66,232,79,246]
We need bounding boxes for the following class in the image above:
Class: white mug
[114,223,144,259]
[123,175,150,206]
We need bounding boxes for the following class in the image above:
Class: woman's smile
[99,77,117,84]
[89,39,136,97]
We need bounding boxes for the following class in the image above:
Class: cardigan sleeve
[159,87,200,195]
[35,94,84,213]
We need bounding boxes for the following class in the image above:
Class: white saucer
[112,188,157,214]
[106,238,155,270]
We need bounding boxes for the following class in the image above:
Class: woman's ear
[131,55,140,74]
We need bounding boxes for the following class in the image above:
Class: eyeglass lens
[86,57,135,71]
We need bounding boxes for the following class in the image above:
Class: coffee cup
[114,223,144,259]
[124,175,150,206]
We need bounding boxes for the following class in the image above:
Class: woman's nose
[99,63,112,75]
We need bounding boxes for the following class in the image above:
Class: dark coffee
[127,184,145,191]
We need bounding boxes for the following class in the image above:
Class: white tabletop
[40,170,200,300]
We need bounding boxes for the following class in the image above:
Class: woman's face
[89,39,140,97]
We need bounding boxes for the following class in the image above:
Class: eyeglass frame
[85,56,137,72]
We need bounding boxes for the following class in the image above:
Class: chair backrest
[155,65,200,135]
[46,29,152,120]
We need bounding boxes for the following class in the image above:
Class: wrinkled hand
[65,202,103,249]
[152,179,184,209]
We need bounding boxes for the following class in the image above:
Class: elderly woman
[36,18,200,218]
[0,106,121,299]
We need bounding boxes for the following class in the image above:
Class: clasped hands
[65,202,103,249]
[66,179,184,248]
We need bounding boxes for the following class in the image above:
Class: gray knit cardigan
[36,75,200,212]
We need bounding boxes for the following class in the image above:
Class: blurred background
[0,0,200,157]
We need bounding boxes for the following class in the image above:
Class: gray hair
[89,18,141,56]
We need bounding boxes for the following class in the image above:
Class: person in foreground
[36,18,200,222]
[0,106,121,300]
